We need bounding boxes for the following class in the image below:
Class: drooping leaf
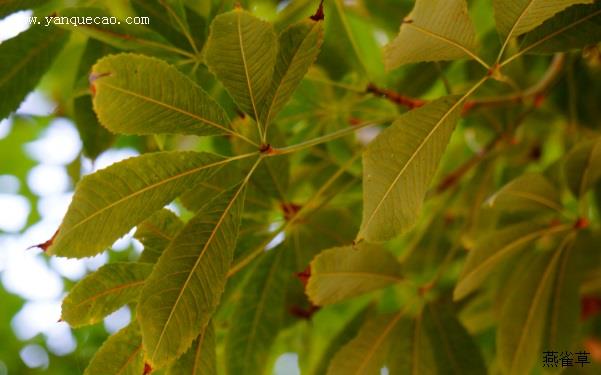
[359,96,462,242]
[260,18,324,130]
[328,313,401,375]
[47,151,226,258]
[84,324,144,375]
[167,324,217,375]
[135,209,184,264]
[421,303,487,375]
[138,183,247,367]
[519,2,601,54]
[384,0,478,70]
[61,262,153,327]
[205,9,277,125]
[563,137,601,198]
[0,25,68,120]
[493,0,593,40]
[225,246,293,375]
[497,241,570,375]
[91,53,231,137]
[454,220,567,300]
[307,243,402,306]
[486,173,562,213]
[73,95,115,159]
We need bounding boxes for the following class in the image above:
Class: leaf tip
[29,228,60,253]
[310,0,325,21]
[143,362,153,374]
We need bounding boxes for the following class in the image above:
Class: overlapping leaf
[307,243,402,305]
[359,96,462,242]
[167,324,217,375]
[135,209,184,264]
[519,2,601,54]
[62,262,153,327]
[205,9,277,126]
[454,220,567,300]
[138,183,247,367]
[564,137,601,198]
[91,53,230,137]
[384,0,478,69]
[84,324,144,375]
[47,151,226,258]
[225,246,293,375]
[486,173,562,213]
[328,313,400,375]
[260,18,324,129]
[0,25,68,120]
[493,0,592,40]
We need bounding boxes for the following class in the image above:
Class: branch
[366,53,566,114]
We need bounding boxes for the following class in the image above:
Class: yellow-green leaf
[138,183,247,367]
[260,18,324,131]
[359,96,462,242]
[167,324,216,375]
[135,209,184,264]
[0,25,68,120]
[384,0,478,70]
[205,9,277,125]
[62,262,153,327]
[84,324,144,375]
[48,151,226,258]
[91,53,230,137]
[486,173,562,213]
[328,313,401,375]
[307,243,402,306]
[564,137,601,198]
[493,0,593,39]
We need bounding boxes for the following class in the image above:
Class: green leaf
[73,95,115,159]
[454,220,566,300]
[225,246,293,375]
[167,324,217,375]
[0,0,45,19]
[260,18,324,130]
[61,262,153,327]
[486,173,562,213]
[47,151,226,258]
[84,324,144,375]
[205,9,277,126]
[563,137,601,198]
[421,303,487,375]
[135,209,184,264]
[388,315,436,375]
[0,25,68,120]
[359,96,462,242]
[91,53,231,137]
[130,0,193,51]
[307,243,402,306]
[519,2,601,54]
[384,0,478,70]
[493,0,593,39]
[138,183,247,367]
[328,313,401,375]
[497,238,573,375]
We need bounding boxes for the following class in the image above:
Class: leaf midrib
[69,279,146,309]
[237,11,261,124]
[353,313,402,375]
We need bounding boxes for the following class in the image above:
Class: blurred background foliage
[0,0,601,374]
